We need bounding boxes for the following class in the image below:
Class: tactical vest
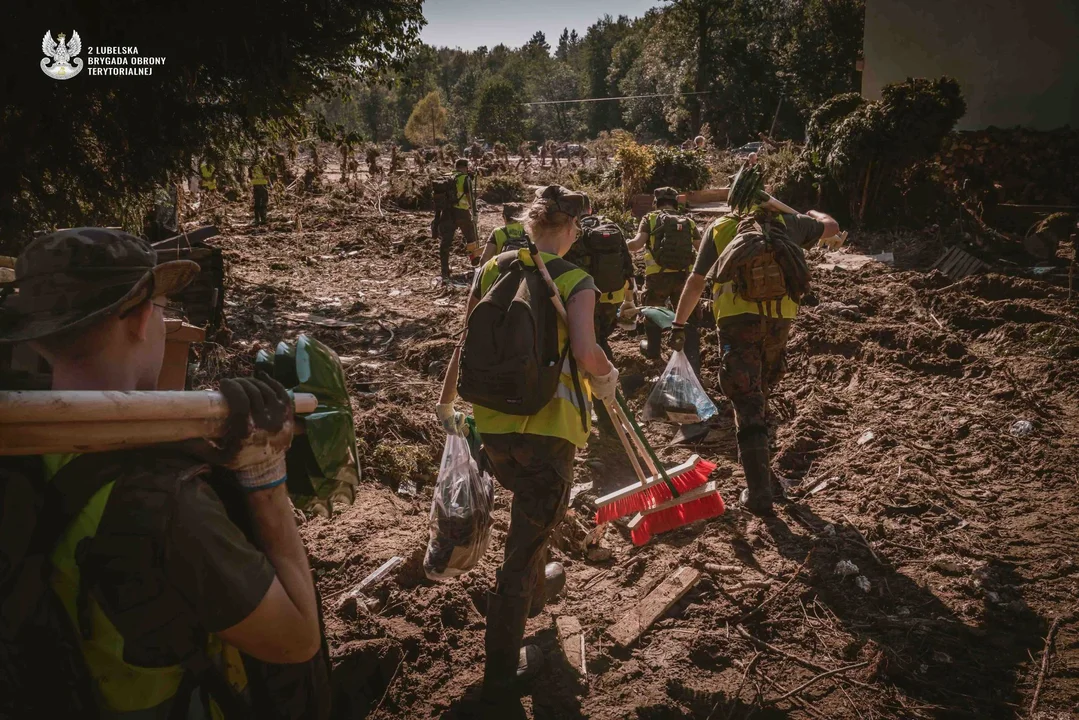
[251,166,268,186]
[46,453,250,719]
[707,214,800,322]
[471,251,594,449]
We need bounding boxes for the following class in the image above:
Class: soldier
[626,187,702,357]
[539,142,548,168]
[0,229,330,717]
[251,155,270,225]
[669,174,839,515]
[436,159,480,281]
[438,186,617,716]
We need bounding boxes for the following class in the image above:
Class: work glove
[669,322,686,352]
[436,402,468,437]
[819,231,848,251]
[588,365,620,405]
[218,375,294,491]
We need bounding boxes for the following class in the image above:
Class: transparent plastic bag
[424,433,495,581]
[642,351,718,425]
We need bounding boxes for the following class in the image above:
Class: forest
[313,0,865,148]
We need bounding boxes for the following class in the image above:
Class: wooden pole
[0,390,317,424]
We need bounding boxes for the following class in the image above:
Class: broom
[626,481,726,546]
[593,394,716,523]
[0,390,318,455]
[523,242,718,526]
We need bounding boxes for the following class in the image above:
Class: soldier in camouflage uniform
[0,229,330,717]
[670,198,839,514]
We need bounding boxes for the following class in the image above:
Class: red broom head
[629,492,726,546]
[668,458,717,496]
[594,481,676,525]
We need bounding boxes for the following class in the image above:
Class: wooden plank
[556,615,586,676]
[931,247,954,271]
[607,566,701,648]
[941,249,966,276]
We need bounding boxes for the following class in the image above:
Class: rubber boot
[737,429,774,515]
[528,562,566,618]
[639,320,663,359]
[482,592,544,704]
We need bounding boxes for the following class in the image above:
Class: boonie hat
[0,227,199,343]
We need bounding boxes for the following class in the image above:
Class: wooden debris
[284,312,358,328]
[607,566,700,648]
[931,246,988,280]
[556,615,586,676]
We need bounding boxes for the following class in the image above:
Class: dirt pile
[191,183,1079,719]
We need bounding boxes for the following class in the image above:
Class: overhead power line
[522,90,715,106]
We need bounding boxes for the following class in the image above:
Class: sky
[420,0,664,51]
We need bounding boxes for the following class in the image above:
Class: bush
[613,138,655,203]
[478,174,525,203]
[648,146,711,192]
[386,172,434,210]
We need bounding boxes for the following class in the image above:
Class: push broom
[524,242,723,539]
[0,390,318,455]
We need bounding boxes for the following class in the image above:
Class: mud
[194,181,1079,719]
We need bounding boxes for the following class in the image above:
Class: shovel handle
[0,390,318,425]
[762,194,845,248]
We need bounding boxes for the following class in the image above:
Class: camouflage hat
[654,186,679,204]
[0,227,199,344]
[535,185,590,219]
[502,202,524,221]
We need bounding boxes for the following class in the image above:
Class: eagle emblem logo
[41,30,84,80]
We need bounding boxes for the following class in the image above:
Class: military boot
[482,591,544,704]
[528,562,566,618]
[639,320,663,359]
[737,429,774,515]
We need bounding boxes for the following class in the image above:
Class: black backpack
[1,453,115,718]
[651,211,696,270]
[0,451,331,720]
[432,174,462,211]
[578,217,630,295]
[457,253,583,422]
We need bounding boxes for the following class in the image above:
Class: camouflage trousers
[253,186,269,225]
[717,314,792,433]
[437,208,479,277]
[643,271,687,308]
[481,433,574,603]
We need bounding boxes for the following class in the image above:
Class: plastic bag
[424,433,495,581]
[642,351,718,425]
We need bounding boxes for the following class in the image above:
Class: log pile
[937,128,1079,206]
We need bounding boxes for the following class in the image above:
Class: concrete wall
[862,0,1079,130]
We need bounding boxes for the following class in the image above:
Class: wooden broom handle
[0,391,318,424]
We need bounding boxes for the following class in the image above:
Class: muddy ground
[189,179,1079,719]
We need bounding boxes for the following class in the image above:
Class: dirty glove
[589,365,620,405]
[669,322,686,352]
[436,402,468,437]
[218,375,294,491]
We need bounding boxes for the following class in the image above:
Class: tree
[474,79,526,143]
[405,91,449,146]
[3,0,424,245]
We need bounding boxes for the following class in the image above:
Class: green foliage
[613,137,655,202]
[649,146,711,192]
[805,92,867,157]
[4,0,424,243]
[474,79,526,143]
[478,174,526,204]
[824,77,967,226]
[405,91,449,147]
